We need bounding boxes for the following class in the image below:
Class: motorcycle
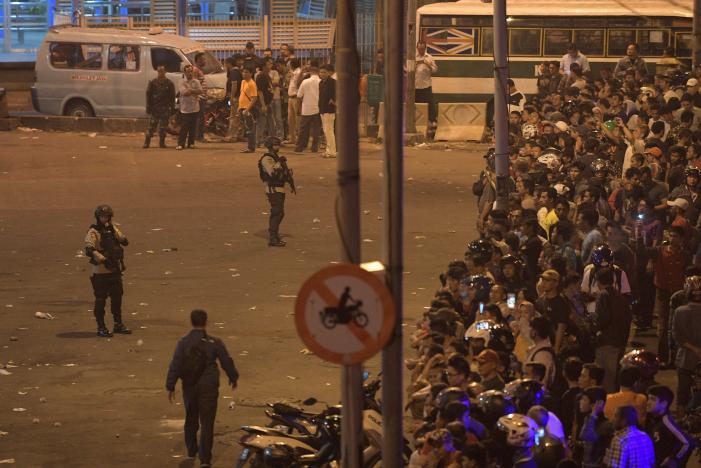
[236,375,412,467]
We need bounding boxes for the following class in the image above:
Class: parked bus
[417,0,693,103]
[32,26,227,117]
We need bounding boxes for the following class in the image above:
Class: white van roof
[44,26,206,53]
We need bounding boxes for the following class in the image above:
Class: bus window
[608,30,636,57]
[108,45,140,71]
[151,47,183,73]
[638,30,670,56]
[676,32,693,58]
[49,43,102,69]
[543,29,572,56]
[509,29,541,56]
[573,29,604,56]
[481,28,493,56]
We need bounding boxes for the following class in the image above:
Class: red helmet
[619,349,660,379]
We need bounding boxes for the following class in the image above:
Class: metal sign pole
[493,0,510,211]
[336,0,362,465]
[381,0,405,464]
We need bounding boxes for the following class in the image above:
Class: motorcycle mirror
[302,397,317,406]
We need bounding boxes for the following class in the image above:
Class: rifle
[279,156,296,194]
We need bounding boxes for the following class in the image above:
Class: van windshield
[186,51,224,75]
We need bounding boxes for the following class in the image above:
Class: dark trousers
[415,86,437,123]
[90,273,123,329]
[196,105,205,140]
[240,109,257,151]
[146,113,169,137]
[678,367,693,408]
[183,382,219,464]
[178,112,197,147]
[655,288,672,363]
[267,192,285,238]
[295,114,321,152]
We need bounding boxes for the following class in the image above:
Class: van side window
[50,43,102,69]
[151,48,183,73]
[108,45,140,71]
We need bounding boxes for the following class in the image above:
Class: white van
[31,26,227,118]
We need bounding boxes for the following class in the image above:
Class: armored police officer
[258,136,295,247]
[144,65,176,148]
[166,309,239,467]
[84,205,132,337]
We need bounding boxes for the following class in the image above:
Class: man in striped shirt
[604,405,655,468]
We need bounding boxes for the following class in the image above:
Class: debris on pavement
[0,369,11,376]
[34,312,55,320]
[32,418,40,424]
[9,337,17,342]
[12,408,26,412]
[0,459,16,464]
[53,422,61,427]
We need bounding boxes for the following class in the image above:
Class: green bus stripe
[434,60,536,77]
[433,93,493,102]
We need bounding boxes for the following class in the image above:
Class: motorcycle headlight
[206,88,226,99]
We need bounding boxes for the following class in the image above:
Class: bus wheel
[64,99,94,118]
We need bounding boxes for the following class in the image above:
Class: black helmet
[504,379,545,414]
[264,136,282,150]
[434,387,470,411]
[591,158,609,174]
[464,274,494,302]
[619,349,660,380]
[488,324,516,353]
[685,166,701,179]
[534,435,566,467]
[591,244,614,268]
[477,390,516,427]
[465,239,494,266]
[484,148,496,170]
[499,254,523,270]
[94,204,113,220]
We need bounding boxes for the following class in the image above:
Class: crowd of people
[405,42,701,467]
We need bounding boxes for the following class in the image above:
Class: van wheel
[64,100,94,118]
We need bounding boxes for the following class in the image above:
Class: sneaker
[97,328,113,338]
[176,146,184,150]
[113,323,132,334]
[268,238,287,247]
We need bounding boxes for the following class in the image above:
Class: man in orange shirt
[238,67,258,153]
[604,367,647,426]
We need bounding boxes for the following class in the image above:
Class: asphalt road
[0,131,487,467]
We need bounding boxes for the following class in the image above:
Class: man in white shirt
[525,316,556,389]
[294,63,321,153]
[286,58,302,144]
[415,40,438,124]
[560,43,590,76]
[177,65,204,150]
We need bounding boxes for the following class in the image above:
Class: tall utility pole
[176,0,187,36]
[492,0,510,211]
[695,0,701,68]
[381,0,405,466]
[336,0,363,466]
[405,0,417,133]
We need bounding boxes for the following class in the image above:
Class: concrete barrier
[377,102,427,140]
[434,102,486,142]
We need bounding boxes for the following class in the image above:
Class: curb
[5,115,148,133]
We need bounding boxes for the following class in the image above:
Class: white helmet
[464,319,496,345]
[537,149,562,171]
[497,413,539,448]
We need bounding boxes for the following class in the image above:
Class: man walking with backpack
[166,309,239,468]
[258,136,295,247]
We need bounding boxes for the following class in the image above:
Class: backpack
[532,346,568,399]
[180,334,209,386]
[472,171,485,197]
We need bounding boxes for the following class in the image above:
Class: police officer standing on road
[144,65,175,149]
[258,136,295,247]
[84,205,132,337]
[166,309,239,468]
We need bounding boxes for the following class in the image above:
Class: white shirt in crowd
[560,52,590,76]
[415,52,437,90]
[287,67,302,97]
[297,73,321,116]
[178,77,202,114]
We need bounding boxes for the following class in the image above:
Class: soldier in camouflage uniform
[144,65,175,149]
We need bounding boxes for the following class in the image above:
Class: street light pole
[381,0,405,465]
[176,0,187,37]
[492,0,510,211]
[406,0,417,133]
[336,0,363,466]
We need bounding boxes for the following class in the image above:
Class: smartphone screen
[507,293,516,309]
[479,302,484,315]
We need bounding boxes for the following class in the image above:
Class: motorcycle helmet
[94,204,113,220]
[591,244,614,268]
[499,254,523,270]
[465,239,494,266]
[464,274,494,302]
[504,379,545,414]
[686,275,701,301]
[639,86,658,102]
[562,100,578,118]
[434,387,470,411]
[591,158,610,175]
[534,435,566,466]
[484,148,496,171]
[537,149,562,172]
[464,319,497,348]
[477,390,516,427]
[488,323,516,353]
[685,166,701,180]
[619,349,660,380]
[264,136,282,150]
[466,382,486,400]
[497,413,539,448]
